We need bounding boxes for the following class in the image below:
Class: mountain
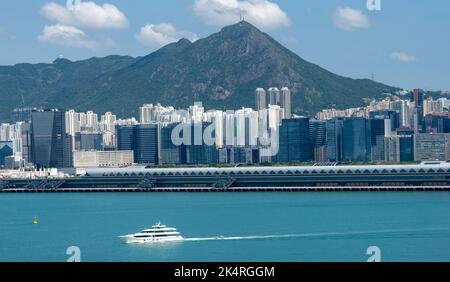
[0,21,398,121]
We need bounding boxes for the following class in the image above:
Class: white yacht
[119,222,184,244]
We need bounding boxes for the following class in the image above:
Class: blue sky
[0,0,448,91]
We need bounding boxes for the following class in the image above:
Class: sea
[1,191,450,262]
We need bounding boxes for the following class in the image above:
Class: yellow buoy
[33,216,38,225]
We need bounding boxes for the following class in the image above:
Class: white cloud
[136,23,198,48]
[38,24,113,49]
[333,7,369,31]
[41,1,129,29]
[193,0,291,30]
[390,51,417,63]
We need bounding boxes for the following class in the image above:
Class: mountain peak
[220,20,261,34]
[0,21,398,121]
[52,57,72,65]
[176,38,193,46]
[229,20,258,29]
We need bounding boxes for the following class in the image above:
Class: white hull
[120,222,184,244]
[119,235,184,244]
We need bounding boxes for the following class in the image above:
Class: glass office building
[160,123,186,165]
[277,118,313,163]
[342,118,371,162]
[185,122,218,165]
[116,125,136,151]
[310,119,327,162]
[326,118,343,162]
[75,132,103,151]
[369,110,399,131]
[399,135,414,162]
[135,124,159,165]
[31,109,72,168]
[116,124,160,165]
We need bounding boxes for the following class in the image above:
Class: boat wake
[185,234,301,241]
[184,227,450,242]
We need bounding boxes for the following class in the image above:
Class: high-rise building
[100,112,117,148]
[65,109,80,136]
[246,110,259,146]
[342,118,371,162]
[370,118,392,161]
[140,104,153,125]
[0,123,11,141]
[223,112,234,147]
[135,124,159,165]
[65,109,79,152]
[235,109,246,147]
[185,122,218,164]
[384,134,414,163]
[423,97,444,116]
[326,118,343,162]
[255,88,267,112]
[31,109,73,168]
[423,114,450,133]
[437,98,450,112]
[211,110,224,148]
[160,123,186,164]
[384,136,400,162]
[267,87,280,106]
[101,131,115,150]
[280,87,292,119]
[399,134,414,162]
[189,103,205,123]
[390,100,411,128]
[85,111,99,130]
[411,89,425,132]
[115,123,160,165]
[414,133,450,161]
[379,128,412,163]
[233,108,259,147]
[75,132,103,151]
[11,107,37,123]
[267,105,283,130]
[20,122,32,164]
[116,125,136,152]
[100,112,117,132]
[139,104,178,125]
[277,118,313,163]
[369,110,399,131]
[309,120,327,162]
[255,87,292,119]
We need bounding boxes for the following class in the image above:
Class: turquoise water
[1,192,450,262]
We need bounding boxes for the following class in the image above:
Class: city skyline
[0,0,448,91]
[4,87,450,170]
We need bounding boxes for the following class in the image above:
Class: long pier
[2,186,450,193]
[3,162,450,193]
